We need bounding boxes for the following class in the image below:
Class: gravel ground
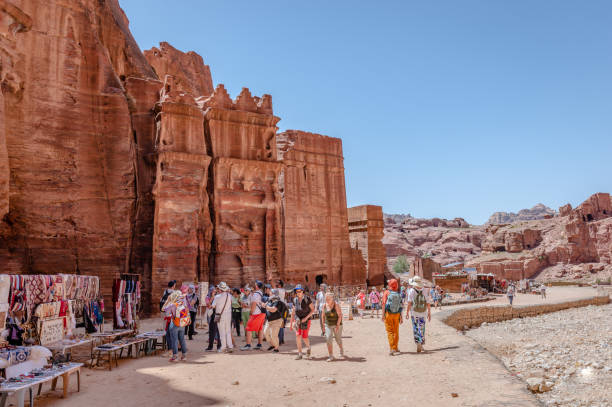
[467,304,612,407]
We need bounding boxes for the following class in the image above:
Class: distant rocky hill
[486,203,556,225]
[383,193,612,283]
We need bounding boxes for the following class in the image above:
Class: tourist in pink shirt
[369,287,381,318]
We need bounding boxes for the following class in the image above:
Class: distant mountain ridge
[486,203,556,225]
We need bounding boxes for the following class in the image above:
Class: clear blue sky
[120,0,612,224]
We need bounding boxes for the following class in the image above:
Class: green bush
[393,255,410,274]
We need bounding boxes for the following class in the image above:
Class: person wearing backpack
[160,280,177,355]
[322,292,344,361]
[212,282,233,353]
[381,278,403,356]
[405,276,432,353]
[263,289,286,352]
[240,281,266,350]
[161,287,190,362]
[290,284,315,360]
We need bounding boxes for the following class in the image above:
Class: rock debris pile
[467,304,612,407]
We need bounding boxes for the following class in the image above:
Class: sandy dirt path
[27,286,599,407]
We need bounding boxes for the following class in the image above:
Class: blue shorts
[371,303,380,310]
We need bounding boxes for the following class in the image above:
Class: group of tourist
[159,275,439,362]
[159,280,348,362]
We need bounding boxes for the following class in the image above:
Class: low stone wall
[441,295,610,330]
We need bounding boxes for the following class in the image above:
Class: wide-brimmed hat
[294,284,304,292]
[217,281,229,292]
[243,284,252,291]
[410,276,425,289]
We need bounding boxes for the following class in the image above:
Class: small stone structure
[441,295,610,330]
[348,205,386,285]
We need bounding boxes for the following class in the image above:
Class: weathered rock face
[487,203,556,224]
[279,130,363,286]
[481,226,543,253]
[348,205,386,285]
[383,214,484,268]
[385,193,612,283]
[144,41,213,98]
[151,77,212,301]
[0,0,157,307]
[0,0,374,314]
[201,85,282,286]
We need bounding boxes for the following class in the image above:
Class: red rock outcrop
[385,193,612,283]
[0,0,157,308]
[0,0,375,314]
[144,42,213,98]
[151,77,212,300]
[279,130,363,286]
[348,205,386,285]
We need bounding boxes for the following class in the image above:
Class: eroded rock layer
[384,193,612,284]
[0,0,375,313]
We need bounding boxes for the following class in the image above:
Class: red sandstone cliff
[0,0,373,314]
[0,0,160,309]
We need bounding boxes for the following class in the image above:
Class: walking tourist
[212,282,233,353]
[264,289,286,352]
[290,284,315,360]
[162,288,190,362]
[382,278,403,355]
[205,287,221,352]
[316,284,327,335]
[356,289,366,318]
[185,284,199,340]
[369,287,381,318]
[240,285,252,341]
[322,292,344,361]
[540,283,547,300]
[161,280,177,354]
[276,280,286,301]
[231,288,242,336]
[405,276,432,353]
[240,281,266,350]
[435,286,443,309]
[507,283,516,306]
[276,280,287,345]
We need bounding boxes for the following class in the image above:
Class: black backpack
[160,289,171,312]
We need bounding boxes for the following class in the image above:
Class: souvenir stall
[0,274,103,373]
[112,274,141,331]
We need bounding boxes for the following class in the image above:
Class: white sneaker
[326,356,334,362]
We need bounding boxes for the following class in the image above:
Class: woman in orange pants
[381,279,403,355]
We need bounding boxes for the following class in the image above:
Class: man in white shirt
[315,284,327,336]
[211,282,233,353]
[405,276,432,353]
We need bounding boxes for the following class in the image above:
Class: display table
[90,337,148,370]
[46,339,93,355]
[46,338,94,362]
[135,331,166,355]
[0,362,83,407]
[90,329,134,344]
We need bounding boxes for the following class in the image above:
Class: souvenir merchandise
[0,347,31,368]
[2,274,101,347]
[112,275,141,330]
